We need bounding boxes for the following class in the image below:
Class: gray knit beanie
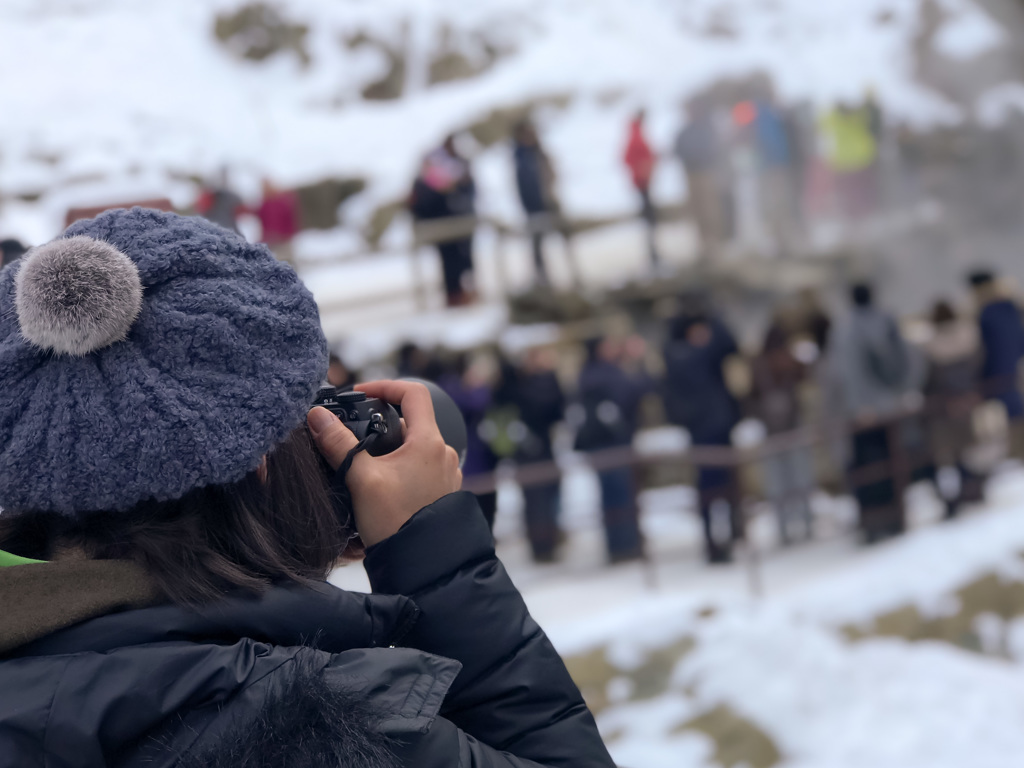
[0,208,328,515]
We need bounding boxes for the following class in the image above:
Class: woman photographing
[0,208,613,768]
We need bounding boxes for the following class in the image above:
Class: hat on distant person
[0,208,327,516]
[968,269,996,288]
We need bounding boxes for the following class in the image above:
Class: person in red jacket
[623,109,661,268]
[257,179,301,267]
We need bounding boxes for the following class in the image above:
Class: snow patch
[933,0,1006,61]
[976,82,1024,128]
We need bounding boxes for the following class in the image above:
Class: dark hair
[762,322,789,353]
[669,308,707,342]
[0,427,357,606]
[931,300,957,325]
[583,336,604,360]
[851,283,873,307]
[968,269,995,288]
[513,120,536,144]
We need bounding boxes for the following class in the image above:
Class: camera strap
[328,432,380,533]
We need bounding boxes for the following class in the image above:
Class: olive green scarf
[0,555,162,654]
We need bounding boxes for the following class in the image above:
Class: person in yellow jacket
[820,104,878,220]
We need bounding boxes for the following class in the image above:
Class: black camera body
[312,389,403,456]
[313,379,468,466]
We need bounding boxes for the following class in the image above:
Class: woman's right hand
[307,380,462,547]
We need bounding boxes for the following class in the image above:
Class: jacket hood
[0,560,436,768]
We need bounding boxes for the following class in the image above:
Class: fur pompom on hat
[0,208,328,515]
[15,236,144,356]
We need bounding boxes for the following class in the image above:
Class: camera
[312,389,403,456]
[312,379,468,466]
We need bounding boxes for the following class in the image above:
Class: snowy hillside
[0,0,1011,246]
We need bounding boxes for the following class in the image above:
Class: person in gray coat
[675,98,728,258]
[828,283,921,541]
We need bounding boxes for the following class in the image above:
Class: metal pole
[632,462,659,591]
[410,224,430,312]
[887,416,911,533]
[493,222,510,302]
[741,498,764,599]
[561,219,583,291]
[731,452,763,599]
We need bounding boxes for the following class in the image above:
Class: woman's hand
[307,380,462,547]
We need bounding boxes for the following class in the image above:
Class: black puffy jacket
[0,493,614,768]
[662,319,739,445]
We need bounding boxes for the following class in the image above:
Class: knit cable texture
[0,208,327,515]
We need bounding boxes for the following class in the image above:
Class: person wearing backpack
[575,337,650,564]
[662,308,742,562]
[409,136,478,307]
[828,283,920,541]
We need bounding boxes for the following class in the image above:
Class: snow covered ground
[548,469,1024,767]
[331,467,1024,766]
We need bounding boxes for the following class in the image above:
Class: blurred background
[7,0,1024,765]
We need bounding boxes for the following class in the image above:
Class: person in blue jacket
[575,337,651,563]
[513,120,560,285]
[511,347,568,562]
[970,269,1024,459]
[663,306,742,562]
[438,352,500,530]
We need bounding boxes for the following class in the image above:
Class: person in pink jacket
[257,179,300,266]
[623,110,661,268]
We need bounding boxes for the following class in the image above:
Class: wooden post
[741,499,764,599]
[410,227,430,312]
[631,462,659,591]
[492,221,511,302]
[886,417,911,534]
[560,217,583,291]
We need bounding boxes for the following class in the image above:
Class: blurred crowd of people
[0,82,913,311]
[408,120,566,306]
[0,78,931,323]
[326,267,1024,567]
[639,85,904,261]
[406,82,918,307]
[1,174,303,273]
